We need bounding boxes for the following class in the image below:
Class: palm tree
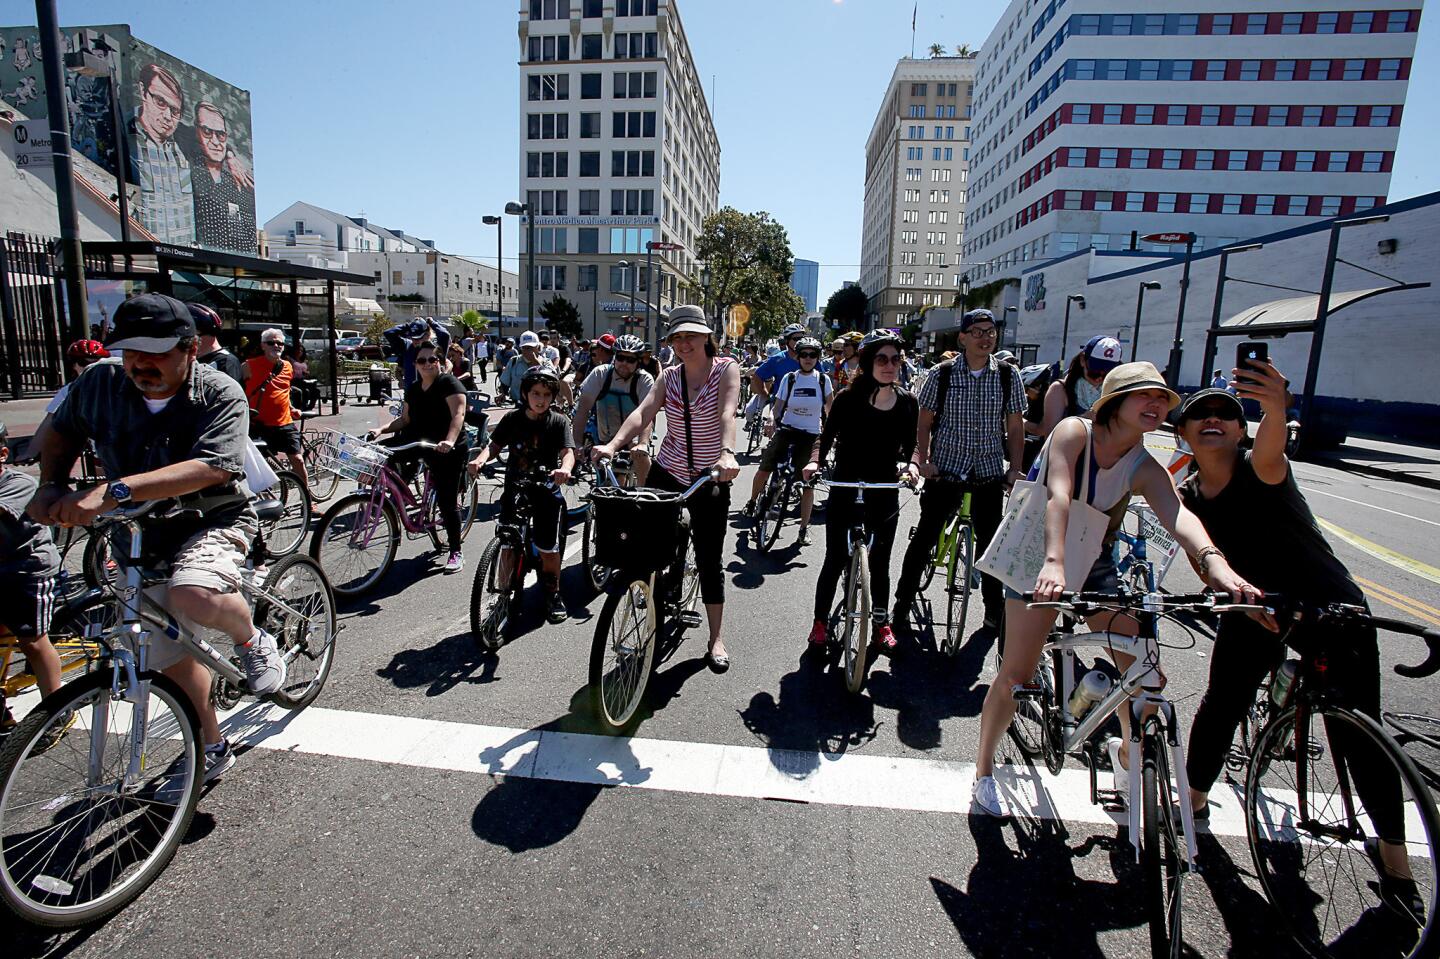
[955,43,973,57]
[928,42,946,57]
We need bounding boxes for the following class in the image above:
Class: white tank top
[1037,418,1149,511]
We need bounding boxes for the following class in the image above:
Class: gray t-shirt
[578,363,654,442]
[0,469,60,577]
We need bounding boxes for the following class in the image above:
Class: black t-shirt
[402,374,467,445]
[199,347,244,384]
[489,408,574,477]
[817,386,920,483]
[1179,451,1363,605]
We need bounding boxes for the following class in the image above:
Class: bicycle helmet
[858,329,903,356]
[841,330,865,345]
[66,339,110,362]
[780,323,806,340]
[794,336,823,354]
[519,363,562,395]
[613,334,646,355]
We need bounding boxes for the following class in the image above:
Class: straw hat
[1090,361,1181,418]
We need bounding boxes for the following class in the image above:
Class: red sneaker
[807,620,828,647]
[874,624,898,651]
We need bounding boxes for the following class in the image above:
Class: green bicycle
[913,488,975,655]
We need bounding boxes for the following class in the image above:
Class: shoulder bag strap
[679,364,696,477]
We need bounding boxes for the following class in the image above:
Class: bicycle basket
[314,431,390,486]
[590,485,684,573]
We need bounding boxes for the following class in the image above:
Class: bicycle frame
[1039,618,1200,869]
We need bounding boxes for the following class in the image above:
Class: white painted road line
[217,701,1257,834]
[1301,485,1440,529]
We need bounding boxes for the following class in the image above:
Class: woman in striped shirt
[593,306,741,671]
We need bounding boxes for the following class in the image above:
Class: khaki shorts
[142,525,252,671]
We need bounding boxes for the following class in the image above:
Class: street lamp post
[1198,243,1263,386]
[616,260,632,332]
[1061,294,1085,361]
[37,0,88,343]
[1130,281,1162,362]
[1163,232,1198,387]
[482,215,502,335]
[504,201,535,330]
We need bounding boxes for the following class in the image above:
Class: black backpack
[599,364,642,407]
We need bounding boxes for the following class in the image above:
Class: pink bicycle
[308,432,480,598]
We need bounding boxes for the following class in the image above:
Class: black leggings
[813,487,900,624]
[1186,612,1405,842]
[895,477,1005,614]
[387,441,468,553]
[646,463,730,606]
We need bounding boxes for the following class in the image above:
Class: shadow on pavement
[1193,835,1308,958]
[932,815,1147,958]
[867,625,997,750]
[375,631,500,696]
[738,646,881,778]
[725,525,812,591]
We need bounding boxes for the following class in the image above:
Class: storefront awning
[1215,284,1430,337]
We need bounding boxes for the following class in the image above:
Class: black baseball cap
[959,308,996,331]
[1177,387,1245,421]
[105,293,197,353]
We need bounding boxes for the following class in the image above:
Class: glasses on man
[262,339,284,347]
[797,351,820,360]
[966,326,998,338]
[615,353,640,364]
[198,124,228,143]
[144,86,182,120]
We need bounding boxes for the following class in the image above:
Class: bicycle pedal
[676,610,704,629]
[1011,683,1045,700]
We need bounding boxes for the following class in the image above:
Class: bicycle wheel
[677,536,701,621]
[917,519,946,593]
[81,529,117,592]
[456,470,481,542]
[841,545,871,694]
[942,523,974,656]
[756,477,786,554]
[304,438,341,503]
[310,493,400,598]
[1246,703,1440,959]
[1141,731,1185,959]
[581,508,613,592]
[1386,713,1440,790]
[258,469,311,558]
[746,419,763,457]
[589,578,658,735]
[254,555,336,710]
[1005,650,1051,759]
[470,539,518,653]
[0,670,201,928]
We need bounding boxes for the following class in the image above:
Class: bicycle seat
[252,499,285,524]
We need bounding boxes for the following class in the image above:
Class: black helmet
[859,329,903,355]
[519,364,562,395]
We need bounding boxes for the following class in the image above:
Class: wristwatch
[106,480,133,506]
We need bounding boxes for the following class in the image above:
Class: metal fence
[0,233,66,398]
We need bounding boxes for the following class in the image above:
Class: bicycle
[821,476,914,694]
[1238,599,1440,959]
[468,468,566,652]
[0,601,114,740]
[753,452,809,554]
[1009,589,1261,958]
[913,486,976,655]
[0,500,336,928]
[247,429,312,559]
[586,469,714,735]
[295,411,341,503]
[308,432,480,598]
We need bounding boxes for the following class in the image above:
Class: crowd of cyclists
[0,290,1425,933]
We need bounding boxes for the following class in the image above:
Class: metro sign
[647,241,684,251]
[1142,232,1196,244]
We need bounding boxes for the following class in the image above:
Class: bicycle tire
[581,509,613,593]
[303,436,341,503]
[589,578,658,735]
[310,493,400,598]
[942,523,974,656]
[677,535,702,623]
[757,476,786,554]
[1005,648,1049,759]
[842,545,871,694]
[1042,650,1066,776]
[0,670,202,928]
[1246,702,1440,959]
[1141,731,1185,959]
[254,555,337,709]
[457,470,481,542]
[259,469,311,558]
[746,418,763,457]
[81,528,116,592]
[471,539,521,653]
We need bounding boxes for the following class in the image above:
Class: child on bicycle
[0,420,63,721]
[467,365,575,623]
[1176,359,1419,919]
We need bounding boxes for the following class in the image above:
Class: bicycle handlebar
[381,439,439,454]
[822,480,915,491]
[1297,601,1440,679]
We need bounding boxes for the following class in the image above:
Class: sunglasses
[872,353,901,366]
[416,356,441,365]
[262,340,284,346]
[1184,404,1241,422]
[797,351,820,360]
[615,354,640,363]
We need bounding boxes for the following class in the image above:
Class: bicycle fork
[1123,695,1200,871]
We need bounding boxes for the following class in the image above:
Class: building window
[1226,150,1248,171]
[1352,12,1375,32]
[1336,106,1358,127]
[1255,195,1276,215]
[580,73,601,98]
[578,228,599,254]
[1102,104,1122,124]
[1194,150,1214,170]
[1125,193,1145,212]
[1067,147,1086,166]
[1378,59,1402,81]
[1275,60,1296,81]
[1072,104,1092,123]
[1234,105,1254,126]
[1245,14,1267,35]
[1317,12,1338,34]
[1167,105,1187,125]
[1320,196,1342,216]
[1361,151,1385,172]
[1205,61,1227,81]
[415,270,425,284]
[1221,194,1242,214]
[1281,13,1303,34]
[1201,105,1220,125]
[1063,191,1082,210]
[1094,191,1113,212]
[1261,151,1281,171]
[1370,106,1394,126]
[1157,193,1177,213]
[1129,148,1149,169]
[392,270,403,285]
[580,112,600,138]
[1327,151,1350,172]
[1343,59,1365,80]
[1162,149,1181,170]
[1212,14,1232,35]
[1189,193,1210,213]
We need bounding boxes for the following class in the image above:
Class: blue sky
[42,0,1440,302]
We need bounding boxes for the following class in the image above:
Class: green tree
[689,207,805,341]
[362,312,390,346]
[929,42,947,57]
[822,285,869,333]
[954,43,973,57]
[539,295,582,339]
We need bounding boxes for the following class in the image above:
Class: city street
[12,395,1440,959]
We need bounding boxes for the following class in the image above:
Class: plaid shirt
[917,354,1025,482]
[131,119,196,245]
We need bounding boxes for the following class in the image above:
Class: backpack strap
[932,358,956,422]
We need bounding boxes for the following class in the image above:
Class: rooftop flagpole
[911,3,917,58]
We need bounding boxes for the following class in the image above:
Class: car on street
[336,335,385,360]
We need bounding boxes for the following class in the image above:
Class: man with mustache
[28,294,286,782]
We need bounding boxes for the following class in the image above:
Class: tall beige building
[860,56,977,332]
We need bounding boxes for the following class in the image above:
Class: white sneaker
[972,775,1009,819]
[1106,737,1131,800]
[237,629,287,696]
[444,551,464,574]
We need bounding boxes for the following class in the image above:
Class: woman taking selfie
[971,362,1256,819]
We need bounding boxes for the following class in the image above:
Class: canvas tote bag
[976,422,1111,595]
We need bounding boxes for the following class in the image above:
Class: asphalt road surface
[12,394,1440,959]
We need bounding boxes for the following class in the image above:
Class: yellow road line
[1316,517,1440,588]
[1355,576,1440,627]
